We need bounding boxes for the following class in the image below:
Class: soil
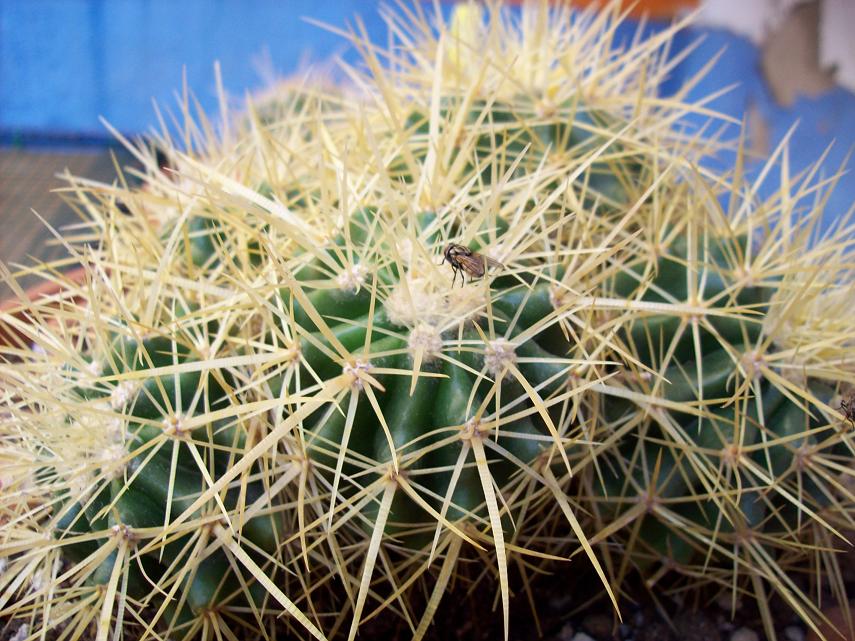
[356,556,853,641]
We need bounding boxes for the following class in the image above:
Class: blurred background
[1,0,853,288]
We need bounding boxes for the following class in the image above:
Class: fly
[441,243,504,287]
[841,391,855,430]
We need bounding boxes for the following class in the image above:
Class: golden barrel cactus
[1,3,853,641]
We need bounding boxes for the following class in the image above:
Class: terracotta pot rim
[1,265,88,310]
[0,265,90,349]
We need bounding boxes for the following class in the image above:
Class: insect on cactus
[840,391,855,430]
[1,2,854,641]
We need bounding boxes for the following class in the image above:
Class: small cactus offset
[1,3,854,641]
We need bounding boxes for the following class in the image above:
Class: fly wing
[456,253,486,278]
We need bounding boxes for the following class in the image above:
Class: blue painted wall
[657,25,855,231]
[0,1,391,139]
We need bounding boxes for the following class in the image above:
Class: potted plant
[1,3,853,641]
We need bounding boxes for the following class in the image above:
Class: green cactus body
[593,228,844,575]
[6,5,855,641]
[46,191,850,638]
[399,98,641,210]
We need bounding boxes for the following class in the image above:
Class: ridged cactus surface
[1,3,854,641]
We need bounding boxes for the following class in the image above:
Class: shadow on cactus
[1,2,854,641]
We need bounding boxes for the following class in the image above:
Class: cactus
[1,3,854,641]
